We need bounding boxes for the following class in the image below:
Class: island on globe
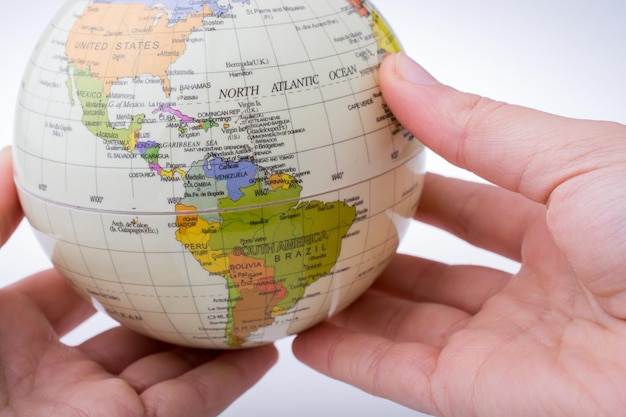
[13,0,426,348]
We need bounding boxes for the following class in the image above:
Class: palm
[423,212,626,417]
[0,269,277,417]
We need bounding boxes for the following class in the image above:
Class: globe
[13,0,425,349]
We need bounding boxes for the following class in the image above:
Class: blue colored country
[92,0,239,22]
[203,156,257,201]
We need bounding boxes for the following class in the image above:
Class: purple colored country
[153,105,194,122]
[203,157,257,202]
[92,0,250,22]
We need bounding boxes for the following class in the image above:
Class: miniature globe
[13,0,425,349]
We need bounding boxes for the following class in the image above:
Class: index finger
[141,345,278,417]
[380,53,626,205]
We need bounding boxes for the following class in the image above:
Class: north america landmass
[63,0,398,346]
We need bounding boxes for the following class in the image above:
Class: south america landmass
[175,156,357,346]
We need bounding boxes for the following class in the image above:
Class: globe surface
[13,0,425,348]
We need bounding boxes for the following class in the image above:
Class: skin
[293,53,626,417]
[0,146,278,417]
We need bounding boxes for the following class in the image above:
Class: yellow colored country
[268,173,297,191]
[370,9,402,54]
[175,205,227,275]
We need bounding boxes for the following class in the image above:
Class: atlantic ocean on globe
[13,0,426,348]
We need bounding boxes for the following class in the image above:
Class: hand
[0,147,277,417]
[293,53,626,417]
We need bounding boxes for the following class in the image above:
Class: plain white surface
[2,1,626,416]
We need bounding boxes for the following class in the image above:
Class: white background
[2,1,626,416]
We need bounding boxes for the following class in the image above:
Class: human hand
[0,147,277,417]
[293,53,626,417]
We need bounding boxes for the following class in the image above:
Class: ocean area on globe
[13,0,426,348]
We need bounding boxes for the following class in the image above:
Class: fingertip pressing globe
[13,0,425,349]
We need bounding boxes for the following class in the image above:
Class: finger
[78,326,171,375]
[417,173,542,261]
[0,147,23,247]
[119,348,219,393]
[372,253,512,314]
[293,323,439,416]
[330,290,470,348]
[380,53,626,205]
[8,269,95,337]
[141,344,278,417]
[0,287,57,358]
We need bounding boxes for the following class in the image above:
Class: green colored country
[201,119,219,132]
[218,177,357,316]
[142,145,161,164]
[69,64,145,150]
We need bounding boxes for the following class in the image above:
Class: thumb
[380,53,626,205]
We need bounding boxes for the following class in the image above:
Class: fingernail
[394,52,438,85]
[0,146,11,159]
